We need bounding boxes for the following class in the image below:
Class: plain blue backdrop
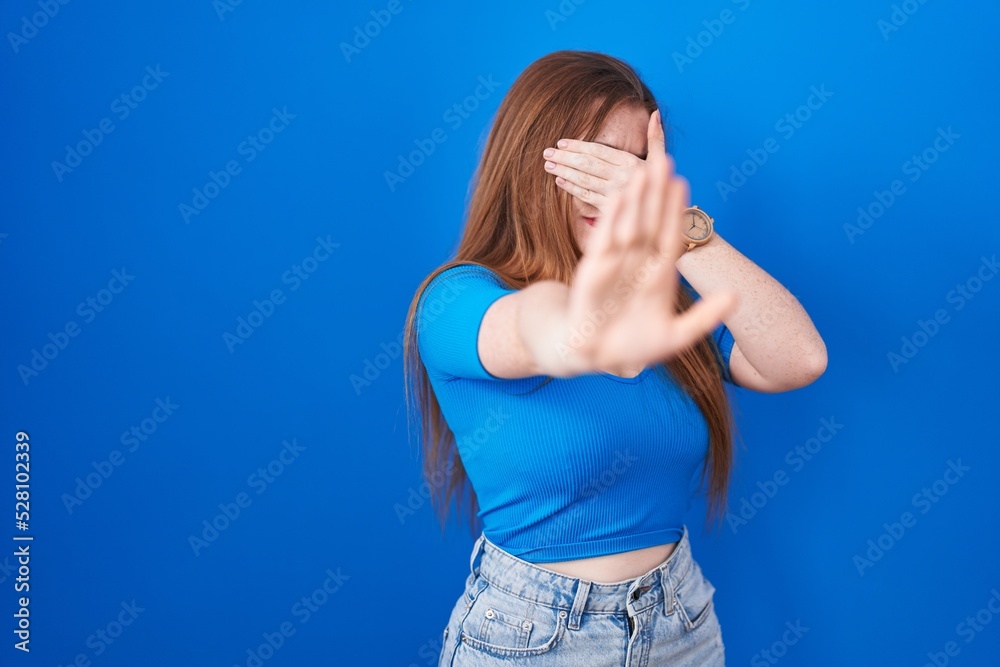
[2,1,999,665]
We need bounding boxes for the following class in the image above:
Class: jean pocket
[459,580,568,658]
[674,562,717,632]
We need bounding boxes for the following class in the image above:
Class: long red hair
[403,50,741,538]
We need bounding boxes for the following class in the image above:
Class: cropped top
[414,263,737,563]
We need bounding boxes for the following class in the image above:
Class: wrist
[676,230,722,271]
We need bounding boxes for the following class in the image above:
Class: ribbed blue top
[415,264,736,563]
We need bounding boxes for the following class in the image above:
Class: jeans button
[632,585,651,600]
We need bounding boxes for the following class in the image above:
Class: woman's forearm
[675,232,827,389]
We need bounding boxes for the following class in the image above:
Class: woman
[404,50,827,666]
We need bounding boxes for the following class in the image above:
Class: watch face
[684,207,712,241]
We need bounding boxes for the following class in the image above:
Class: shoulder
[427,263,510,288]
[419,263,514,308]
[415,263,519,336]
[415,263,519,380]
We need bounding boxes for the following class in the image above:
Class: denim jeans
[438,525,725,666]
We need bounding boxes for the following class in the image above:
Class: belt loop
[660,570,676,617]
[567,579,591,631]
[469,532,486,577]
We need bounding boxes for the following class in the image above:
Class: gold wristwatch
[681,205,714,252]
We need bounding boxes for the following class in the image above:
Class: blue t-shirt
[415,263,737,563]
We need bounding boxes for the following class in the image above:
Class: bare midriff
[532,541,679,584]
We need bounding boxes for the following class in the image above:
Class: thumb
[648,109,666,159]
[663,290,739,356]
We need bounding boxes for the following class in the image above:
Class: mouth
[582,216,596,226]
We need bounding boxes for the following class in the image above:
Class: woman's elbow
[775,342,828,392]
[797,342,828,388]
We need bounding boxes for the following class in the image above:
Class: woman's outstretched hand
[557,146,739,374]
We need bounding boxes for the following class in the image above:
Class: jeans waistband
[466,527,696,626]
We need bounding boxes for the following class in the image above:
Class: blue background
[2,1,999,665]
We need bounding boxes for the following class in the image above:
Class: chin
[573,222,594,254]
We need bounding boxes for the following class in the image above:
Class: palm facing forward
[560,146,738,372]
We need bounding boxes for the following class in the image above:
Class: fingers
[611,160,647,249]
[639,141,667,241]
[545,158,607,193]
[654,169,689,262]
[554,175,606,209]
[647,109,666,160]
[633,146,685,301]
[544,148,613,182]
[662,290,740,356]
[549,139,626,166]
[643,109,671,263]
[586,173,623,257]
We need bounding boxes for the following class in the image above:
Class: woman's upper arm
[415,265,538,380]
[708,307,784,391]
